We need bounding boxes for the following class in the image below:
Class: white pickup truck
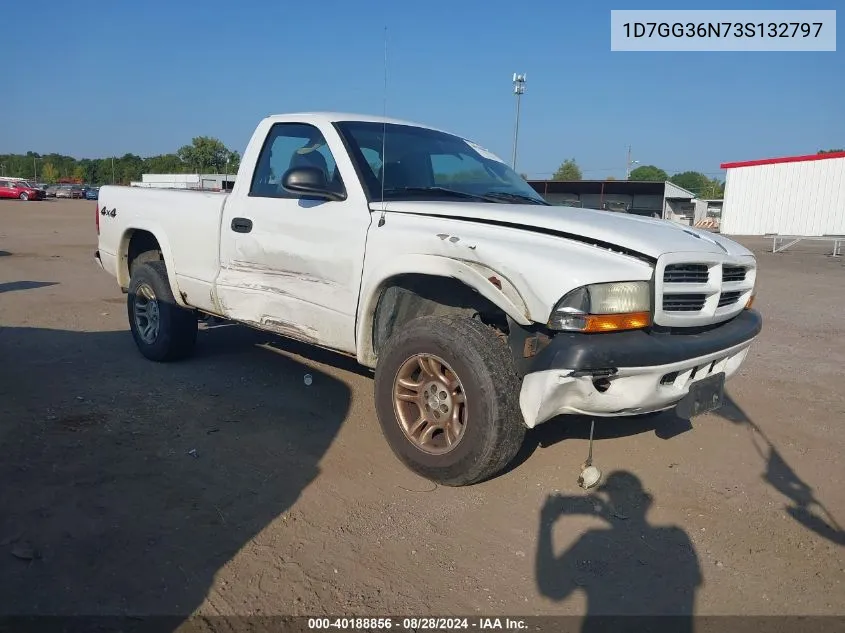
[95,112,762,486]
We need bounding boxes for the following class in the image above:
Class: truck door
[215,121,371,354]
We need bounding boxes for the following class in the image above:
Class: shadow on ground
[0,323,351,617]
[0,281,58,294]
[716,396,844,547]
[536,470,700,630]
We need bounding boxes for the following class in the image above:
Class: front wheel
[374,315,526,486]
[127,261,198,362]
[19,192,29,201]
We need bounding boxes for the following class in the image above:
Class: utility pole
[511,73,526,170]
[625,145,639,180]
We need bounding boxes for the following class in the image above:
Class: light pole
[511,73,526,170]
[111,157,115,184]
[625,145,639,180]
[33,157,41,181]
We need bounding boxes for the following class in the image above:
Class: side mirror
[281,167,346,201]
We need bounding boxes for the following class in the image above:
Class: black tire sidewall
[374,317,522,483]
[127,262,194,361]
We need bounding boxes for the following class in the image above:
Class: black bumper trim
[528,309,762,373]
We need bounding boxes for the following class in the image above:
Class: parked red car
[0,179,45,201]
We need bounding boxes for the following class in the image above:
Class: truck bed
[97,185,228,313]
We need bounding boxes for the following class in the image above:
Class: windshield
[334,121,548,205]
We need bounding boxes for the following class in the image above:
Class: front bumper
[519,309,762,427]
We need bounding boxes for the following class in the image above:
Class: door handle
[231,217,253,233]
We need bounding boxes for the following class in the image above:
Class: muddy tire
[374,315,526,486]
[129,250,163,277]
[127,261,197,362]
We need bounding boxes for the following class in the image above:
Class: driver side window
[250,123,344,199]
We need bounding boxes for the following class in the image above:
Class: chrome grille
[663,294,707,312]
[722,266,747,282]
[664,264,709,284]
[718,290,742,308]
[654,254,756,327]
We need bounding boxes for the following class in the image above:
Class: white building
[131,173,236,191]
[720,151,845,236]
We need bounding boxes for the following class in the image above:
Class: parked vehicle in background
[95,112,762,486]
[26,181,49,198]
[56,185,84,199]
[85,187,99,200]
[0,179,44,200]
[10,179,47,197]
[44,185,59,197]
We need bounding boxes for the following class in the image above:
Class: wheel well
[127,230,163,273]
[371,274,509,357]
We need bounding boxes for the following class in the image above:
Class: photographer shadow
[536,471,701,631]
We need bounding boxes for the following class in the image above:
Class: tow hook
[578,419,602,490]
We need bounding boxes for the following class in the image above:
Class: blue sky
[2,0,841,179]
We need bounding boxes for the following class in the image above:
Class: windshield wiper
[382,186,498,202]
[479,191,550,205]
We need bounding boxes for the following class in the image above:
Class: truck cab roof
[262,111,451,135]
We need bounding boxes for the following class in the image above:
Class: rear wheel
[127,261,197,362]
[129,250,163,277]
[374,315,526,486]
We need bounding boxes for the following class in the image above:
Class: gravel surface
[1,199,843,620]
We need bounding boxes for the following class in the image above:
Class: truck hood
[371,201,751,260]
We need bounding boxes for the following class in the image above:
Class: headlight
[548,281,651,332]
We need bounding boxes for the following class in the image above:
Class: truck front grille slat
[657,257,754,325]
[664,264,709,284]
[722,266,747,282]
[718,290,742,308]
[662,294,707,312]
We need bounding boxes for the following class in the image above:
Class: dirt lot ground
[1,199,843,622]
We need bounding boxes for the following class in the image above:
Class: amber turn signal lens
[583,311,651,333]
[745,295,755,309]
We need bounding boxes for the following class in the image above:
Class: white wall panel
[721,156,845,236]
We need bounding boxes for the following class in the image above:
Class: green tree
[226,150,241,174]
[115,153,145,184]
[145,154,188,174]
[699,178,724,199]
[553,159,582,181]
[41,162,58,183]
[178,136,231,173]
[818,148,844,154]
[670,171,724,198]
[629,165,668,181]
[1,138,241,185]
